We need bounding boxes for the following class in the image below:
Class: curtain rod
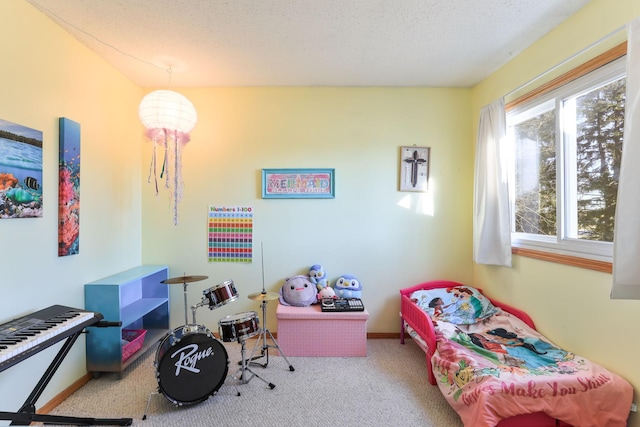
[504,23,627,99]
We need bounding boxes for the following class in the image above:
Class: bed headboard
[400,280,537,329]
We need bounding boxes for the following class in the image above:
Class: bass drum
[154,325,228,406]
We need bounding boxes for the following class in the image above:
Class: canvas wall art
[58,117,81,256]
[0,119,43,219]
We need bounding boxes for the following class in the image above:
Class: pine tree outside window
[506,57,626,263]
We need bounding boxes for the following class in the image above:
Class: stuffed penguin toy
[333,274,362,298]
[309,264,328,290]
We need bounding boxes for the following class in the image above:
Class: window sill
[511,247,612,274]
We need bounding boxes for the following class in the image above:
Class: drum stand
[246,298,295,372]
[232,337,275,391]
[243,243,294,374]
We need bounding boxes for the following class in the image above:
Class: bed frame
[399,280,572,427]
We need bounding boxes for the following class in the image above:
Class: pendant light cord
[29,0,171,75]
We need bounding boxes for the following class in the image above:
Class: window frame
[505,43,627,272]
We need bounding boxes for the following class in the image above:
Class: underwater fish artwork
[23,176,40,191]
[59,117,81,256]
[5,187,38,204]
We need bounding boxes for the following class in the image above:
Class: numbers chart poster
[208,206,253,263]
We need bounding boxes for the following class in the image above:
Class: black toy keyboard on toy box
[320,298,365,312]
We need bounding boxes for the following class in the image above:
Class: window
[506,56,626,263]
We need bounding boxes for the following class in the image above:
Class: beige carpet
[48,339,463,427]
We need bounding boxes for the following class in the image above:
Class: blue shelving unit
[84,265,169,375]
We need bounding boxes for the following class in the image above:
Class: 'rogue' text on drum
[171,343,215,375]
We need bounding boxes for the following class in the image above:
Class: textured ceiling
[26,0,591,88]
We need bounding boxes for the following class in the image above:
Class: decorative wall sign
[399,146,430,192]
[208,205,253,263]
[58,118,81,256]
[0,119,43,218]
[262,168,335,199]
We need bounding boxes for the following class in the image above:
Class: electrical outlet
[631,402,638,413]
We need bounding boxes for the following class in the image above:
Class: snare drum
[203,280,238,310]
[218,311,259,342]
[154,325,228,406]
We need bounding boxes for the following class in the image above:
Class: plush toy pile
[278,264,362,306]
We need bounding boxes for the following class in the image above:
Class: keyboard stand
[0,328,132,426]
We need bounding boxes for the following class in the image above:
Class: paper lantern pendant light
[139,90,198,225]
[139,90,197,133]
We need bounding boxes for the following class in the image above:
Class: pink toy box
[276,303,368,357]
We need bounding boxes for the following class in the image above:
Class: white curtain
[612,17,640,299]
[473,98,512,267]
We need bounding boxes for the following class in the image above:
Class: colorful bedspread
[431,310,633,427]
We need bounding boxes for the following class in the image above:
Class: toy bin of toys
[276,304,368,357]
[121,329,147,362]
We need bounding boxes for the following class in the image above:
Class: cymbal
[248,291,279,301]
[161,275,209,285]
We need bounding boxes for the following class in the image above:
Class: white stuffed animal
[317,284,336,301]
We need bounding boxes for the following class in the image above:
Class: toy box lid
[276,303,368,320]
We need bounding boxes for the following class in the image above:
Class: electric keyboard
[0,305,132,425]
[0,305,101,373]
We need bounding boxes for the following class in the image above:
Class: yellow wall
[141,87,475,334]
[4,0,637,424]
[0,0,143,418]
[471,0,640,425]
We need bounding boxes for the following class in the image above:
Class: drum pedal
[237,351,267,366]
[232,338,277,389]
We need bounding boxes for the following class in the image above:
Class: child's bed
[400,280,633,427]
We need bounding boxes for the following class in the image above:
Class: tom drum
[203,280,238,310]
[218,311,259,343]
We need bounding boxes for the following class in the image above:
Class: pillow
[410,285,498,324]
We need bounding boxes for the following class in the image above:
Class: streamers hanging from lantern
[138,90,197,225]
